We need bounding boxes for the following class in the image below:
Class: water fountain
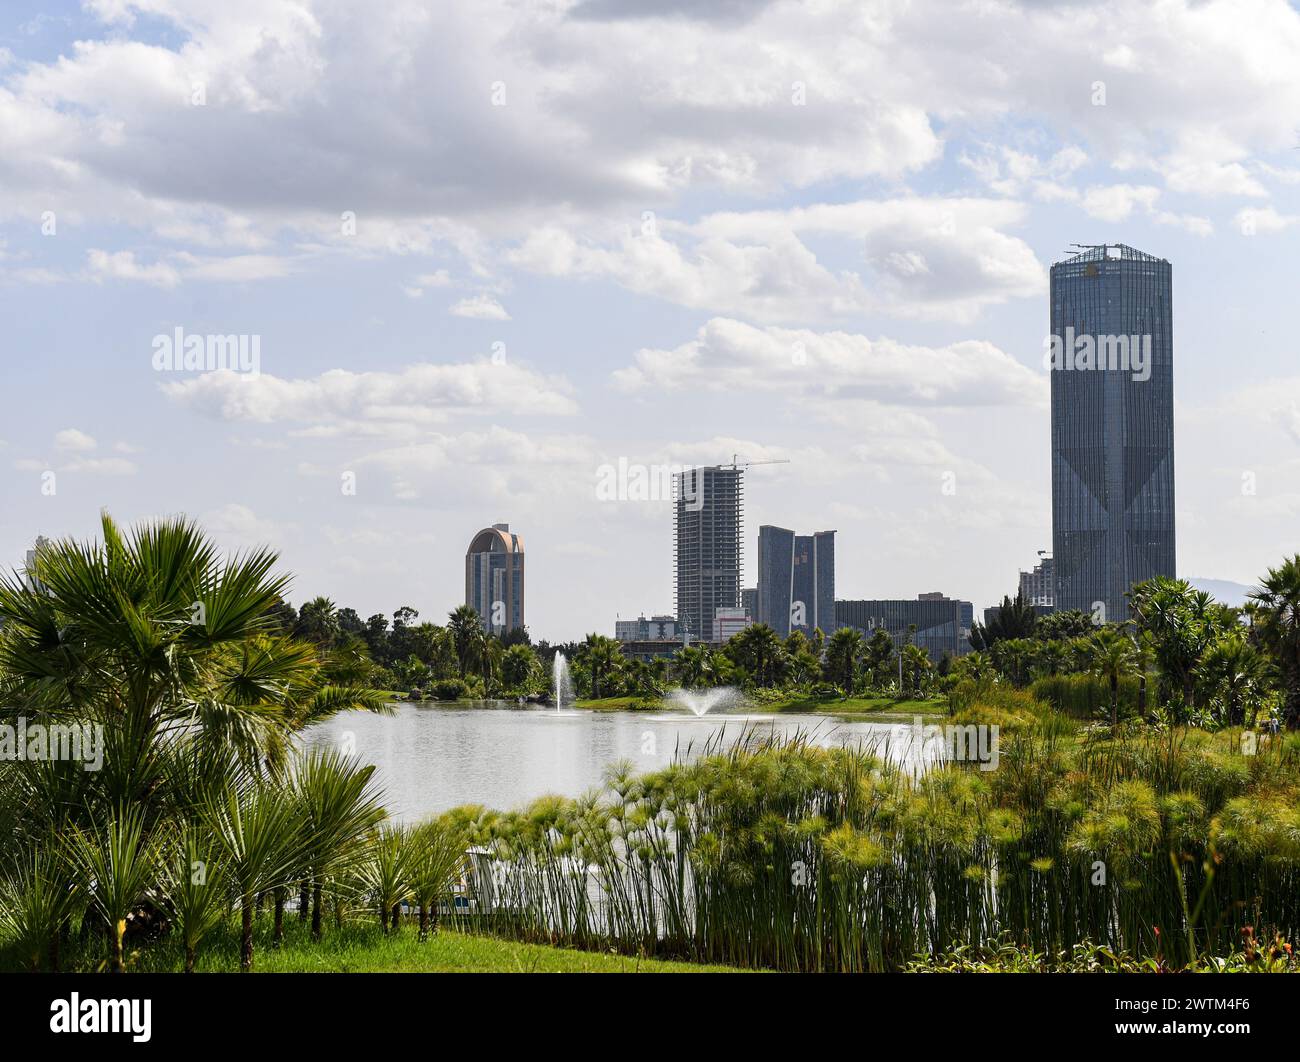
[550,652,579,716]
[665,686,744,717]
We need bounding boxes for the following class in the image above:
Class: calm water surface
[304,700,934,822]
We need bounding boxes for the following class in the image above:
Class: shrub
[1033,673,1143,720]
[429,678,470,701]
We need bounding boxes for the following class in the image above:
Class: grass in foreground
[3,918,741,973]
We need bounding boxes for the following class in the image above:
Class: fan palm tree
[294,596,341,647]
[1196,633,1271,726]
[291,748,387,940]
[0,847,79,972]
[900,644,932,697]
[359,824,415,933]
[579,634,624,699]
[68,805,164,973]
[727,624,787,687]
[1249,556,1300,729]
[673,645,714,688]
[159,826,231,973]
[204,780,305,970]
[824,627,863,693]
[447,605,484,680]
[500,643,538,693]
[0,515,336,810]
[1086,627,1139,727]
[407,820,466,940]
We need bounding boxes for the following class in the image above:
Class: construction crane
[725,453,790,470]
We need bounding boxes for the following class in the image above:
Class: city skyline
[2,2,1298,642]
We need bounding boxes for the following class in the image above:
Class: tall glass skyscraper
[755,525,835,636]
[1050,244,1175,621]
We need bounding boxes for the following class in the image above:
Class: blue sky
[2,0,1298,639]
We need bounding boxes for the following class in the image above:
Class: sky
[1,0,1298,641]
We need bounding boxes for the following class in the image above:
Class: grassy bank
[1,918,740,974]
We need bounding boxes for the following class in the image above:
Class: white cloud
[2,0,1292,265]
[1080,184,1162,223]
[612,317,1045,406]
[511,197,1045,324]
[54,428,97,452]
[161,360,577,424]
[1237,206,1299,235]
[86,249,181,287]
[448,294,510,320]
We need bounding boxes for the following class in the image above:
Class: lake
[303,700,937,822]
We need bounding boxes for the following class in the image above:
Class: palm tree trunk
[272,887,285,946]
[184,942,196,974]
[380,902,390,933]
[299,879,310,922]
[391,902,401,932]
[418,903,430,942]
[240,898,254,971]
[110,920,125,974]
[311,880,324,941]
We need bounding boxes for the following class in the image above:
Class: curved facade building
[1050,244,1175,621]
[465,523,525,635]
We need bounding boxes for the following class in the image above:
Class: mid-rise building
[465,523,525,635]
[615,614,678,642]
[1050,244,1175,621]
[1018,555,1055,609]
[711,606,752,642]
[755,526,835,637]
[674,466,743,642]
[835,595,973,663]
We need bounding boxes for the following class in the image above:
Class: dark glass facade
[756,525,835,636]
[835,597,971,663]
[1050,244,1175,621]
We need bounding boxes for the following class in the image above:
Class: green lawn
[574,696,654,711]
[5,919,741,974]
[759,693,943,719]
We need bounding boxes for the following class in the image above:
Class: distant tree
[1248,555,1300,729]
[362,613,391,664]
[500,626,532,648]
[1195,631,1271,727]
[337,607,365,636]
[577,634,623,699]
[295,597,340,647]
[784,630,821,686]
[970,591,1037,650]
[1086,627,1140,727]
[1129,577,1233,711]
[824,627,863,693]
[900,644,932,697]
[446,606,483,680]
[265,599,298,633]
[674,644,715,687]
[726,624,787,688]
[1034,609,1096,641]
[501,643,539,692]
[863,628,896,688]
